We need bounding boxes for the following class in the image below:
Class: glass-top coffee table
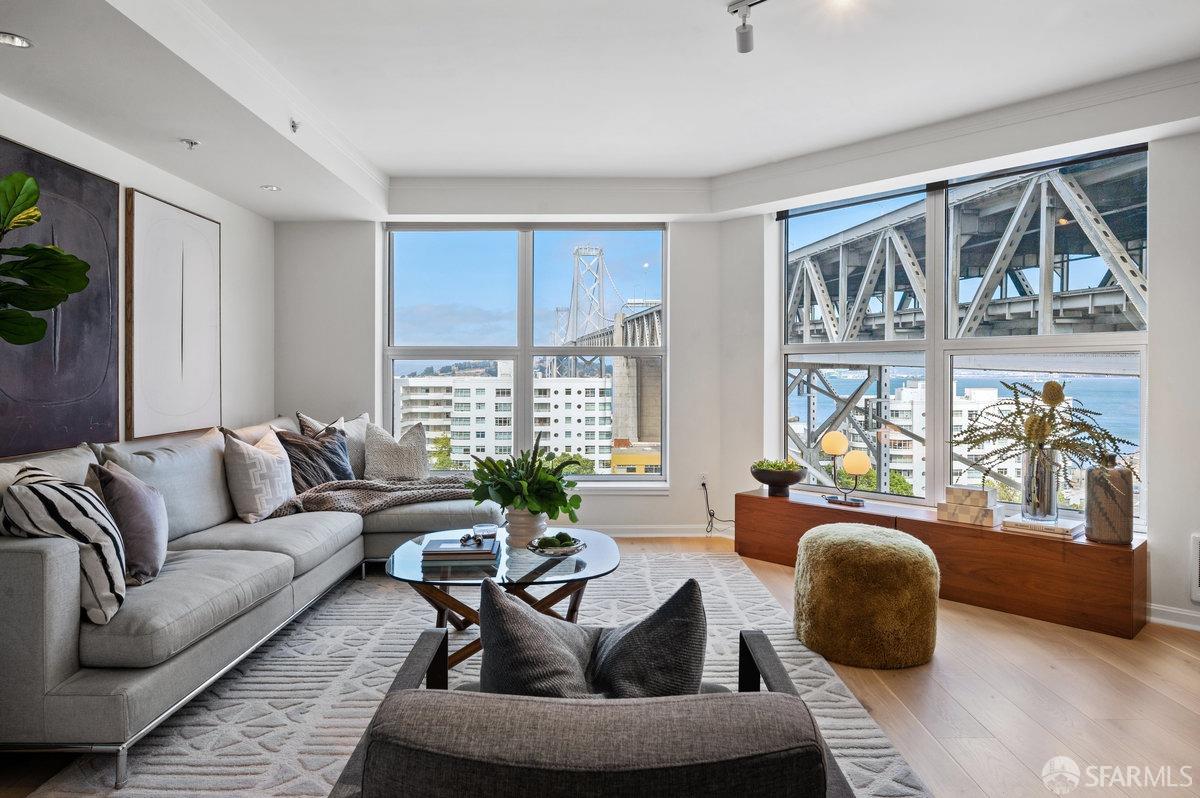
[386,527,620,667]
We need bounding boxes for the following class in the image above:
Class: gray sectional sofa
[0,416,501,787]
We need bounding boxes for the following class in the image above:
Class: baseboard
[574,524,734,539]
[1148,602,1200,631]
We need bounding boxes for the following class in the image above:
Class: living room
[2,1,1200,796]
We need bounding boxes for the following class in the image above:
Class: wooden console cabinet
[735,488,1147,638]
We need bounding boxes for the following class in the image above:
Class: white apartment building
[393,362,618,472]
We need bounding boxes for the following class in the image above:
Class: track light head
[735,8,754,53]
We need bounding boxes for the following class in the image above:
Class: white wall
[1146,132,1200,628]
[0,92,275,432]
[274,221,382,423]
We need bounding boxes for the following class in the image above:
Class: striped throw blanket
[269,475,473,518]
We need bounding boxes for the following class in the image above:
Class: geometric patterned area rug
[33,552,929,798]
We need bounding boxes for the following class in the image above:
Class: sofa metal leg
[114,747,129,789]
[360,562,367,580]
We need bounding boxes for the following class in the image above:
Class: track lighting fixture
[727,0,767,53]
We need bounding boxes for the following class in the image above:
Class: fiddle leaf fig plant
[465,432,584,522]
[0,172,91,345]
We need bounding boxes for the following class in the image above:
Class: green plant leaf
[0,282,68,311]
[0,308,47,344]
[0,244,90,292]
[0,173,39,233]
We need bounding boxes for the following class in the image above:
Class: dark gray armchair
[331,629,854,797]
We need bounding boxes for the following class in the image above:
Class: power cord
[701,481,733,536]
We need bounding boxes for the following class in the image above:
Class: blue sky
[391,229,663,348]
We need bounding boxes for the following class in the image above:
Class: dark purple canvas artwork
[0,136,119,457]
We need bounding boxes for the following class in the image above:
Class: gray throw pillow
[364,422,428,481]
[479,579,600,698]
[88,461,168,586]
[297,411,370,478]
[223,429,296,523]
[478,577,707,699]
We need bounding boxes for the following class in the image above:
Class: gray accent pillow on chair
[223,429,296,523]
[297,411,370,478]
[478,578,706,699]
[364,422,428,481]
[88,461,168,585]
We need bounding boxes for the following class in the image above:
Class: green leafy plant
[465,432,583,522]
[0,172,91,344]
[951,380,1137,487]
[751,457,803,472]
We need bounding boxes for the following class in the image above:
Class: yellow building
[610,440,662,475]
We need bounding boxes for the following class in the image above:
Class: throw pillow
[364,422,429,481]
[274,427,354,492]
[88,461,168,585]
[590,577,707,697]
[478,579,600,698]
[297,411,370,479]
[478,577,707,699]
[223,429,296,523]
[1,467,126,624]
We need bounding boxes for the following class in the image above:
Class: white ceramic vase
[505,509,548,546]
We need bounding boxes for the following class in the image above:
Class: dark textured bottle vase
[1084,454,1134,545]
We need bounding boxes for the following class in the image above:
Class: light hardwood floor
[4,536,1199,797]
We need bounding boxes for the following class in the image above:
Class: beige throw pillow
[297,411,370,478]
[364,422,428,481]
[223,429,296,523]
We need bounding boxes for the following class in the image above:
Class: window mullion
[515,229,534,453]
[923,186,948,505]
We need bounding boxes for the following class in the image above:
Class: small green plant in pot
[751,457,807,497]
[465,433,584,545]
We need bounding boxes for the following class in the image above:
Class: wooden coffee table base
[409,580,589,667]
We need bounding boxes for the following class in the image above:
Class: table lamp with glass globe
[820,430,871,507]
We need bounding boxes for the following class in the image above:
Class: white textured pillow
[223,430,295,523]
[364,422,428,481]
[297,411,370,478]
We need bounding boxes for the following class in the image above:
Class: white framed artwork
[125,189,221,438]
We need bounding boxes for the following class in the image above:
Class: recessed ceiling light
[259,184,282,192]
[0,32,32,49]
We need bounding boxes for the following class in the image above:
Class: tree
[547,452,594,476]
[429,434,454,471]
[837,467,914,497]
[983,477,1020,503]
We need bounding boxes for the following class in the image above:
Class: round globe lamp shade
[843,450,872,477]
[820,430,850,456]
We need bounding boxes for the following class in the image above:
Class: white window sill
[573,481,670,496]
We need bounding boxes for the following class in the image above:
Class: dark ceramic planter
[751,467,806,497]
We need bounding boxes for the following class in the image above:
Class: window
[475,431,486,439]
[387,226,666,479]
[496,446,512,455]
[781,146,1147,509]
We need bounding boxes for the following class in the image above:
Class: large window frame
[779,146,1150,512]
[383,223,669,485]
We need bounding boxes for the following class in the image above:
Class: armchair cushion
[361,690,828,797]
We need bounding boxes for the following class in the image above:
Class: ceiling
[0,1,1198,220]
[202,0,1200,178]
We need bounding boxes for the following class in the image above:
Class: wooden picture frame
[125,189,222,438]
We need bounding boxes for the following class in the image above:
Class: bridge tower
[566,246,609,342]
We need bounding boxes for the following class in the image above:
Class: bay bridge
[784,150,1147,492]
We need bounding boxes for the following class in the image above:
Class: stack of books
[937,486,1001,528]
[1001,514,1084,541]
[422,537,501,566]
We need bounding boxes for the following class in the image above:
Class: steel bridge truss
[785,157,1147,341]
[785,363,1021,494]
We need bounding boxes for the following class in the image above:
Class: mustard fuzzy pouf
[794,523,939,669]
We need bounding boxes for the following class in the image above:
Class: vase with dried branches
[950,381,1137,524]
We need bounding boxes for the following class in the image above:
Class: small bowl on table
[751,466,807,498]
[527,532,587,557]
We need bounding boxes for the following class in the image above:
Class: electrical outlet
[698,472,709,490]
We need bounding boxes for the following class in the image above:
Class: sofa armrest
[0,537,81,741]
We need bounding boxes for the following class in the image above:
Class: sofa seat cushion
[168,511,363,577]
[362,499,502,534]
[79,549,293,668]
